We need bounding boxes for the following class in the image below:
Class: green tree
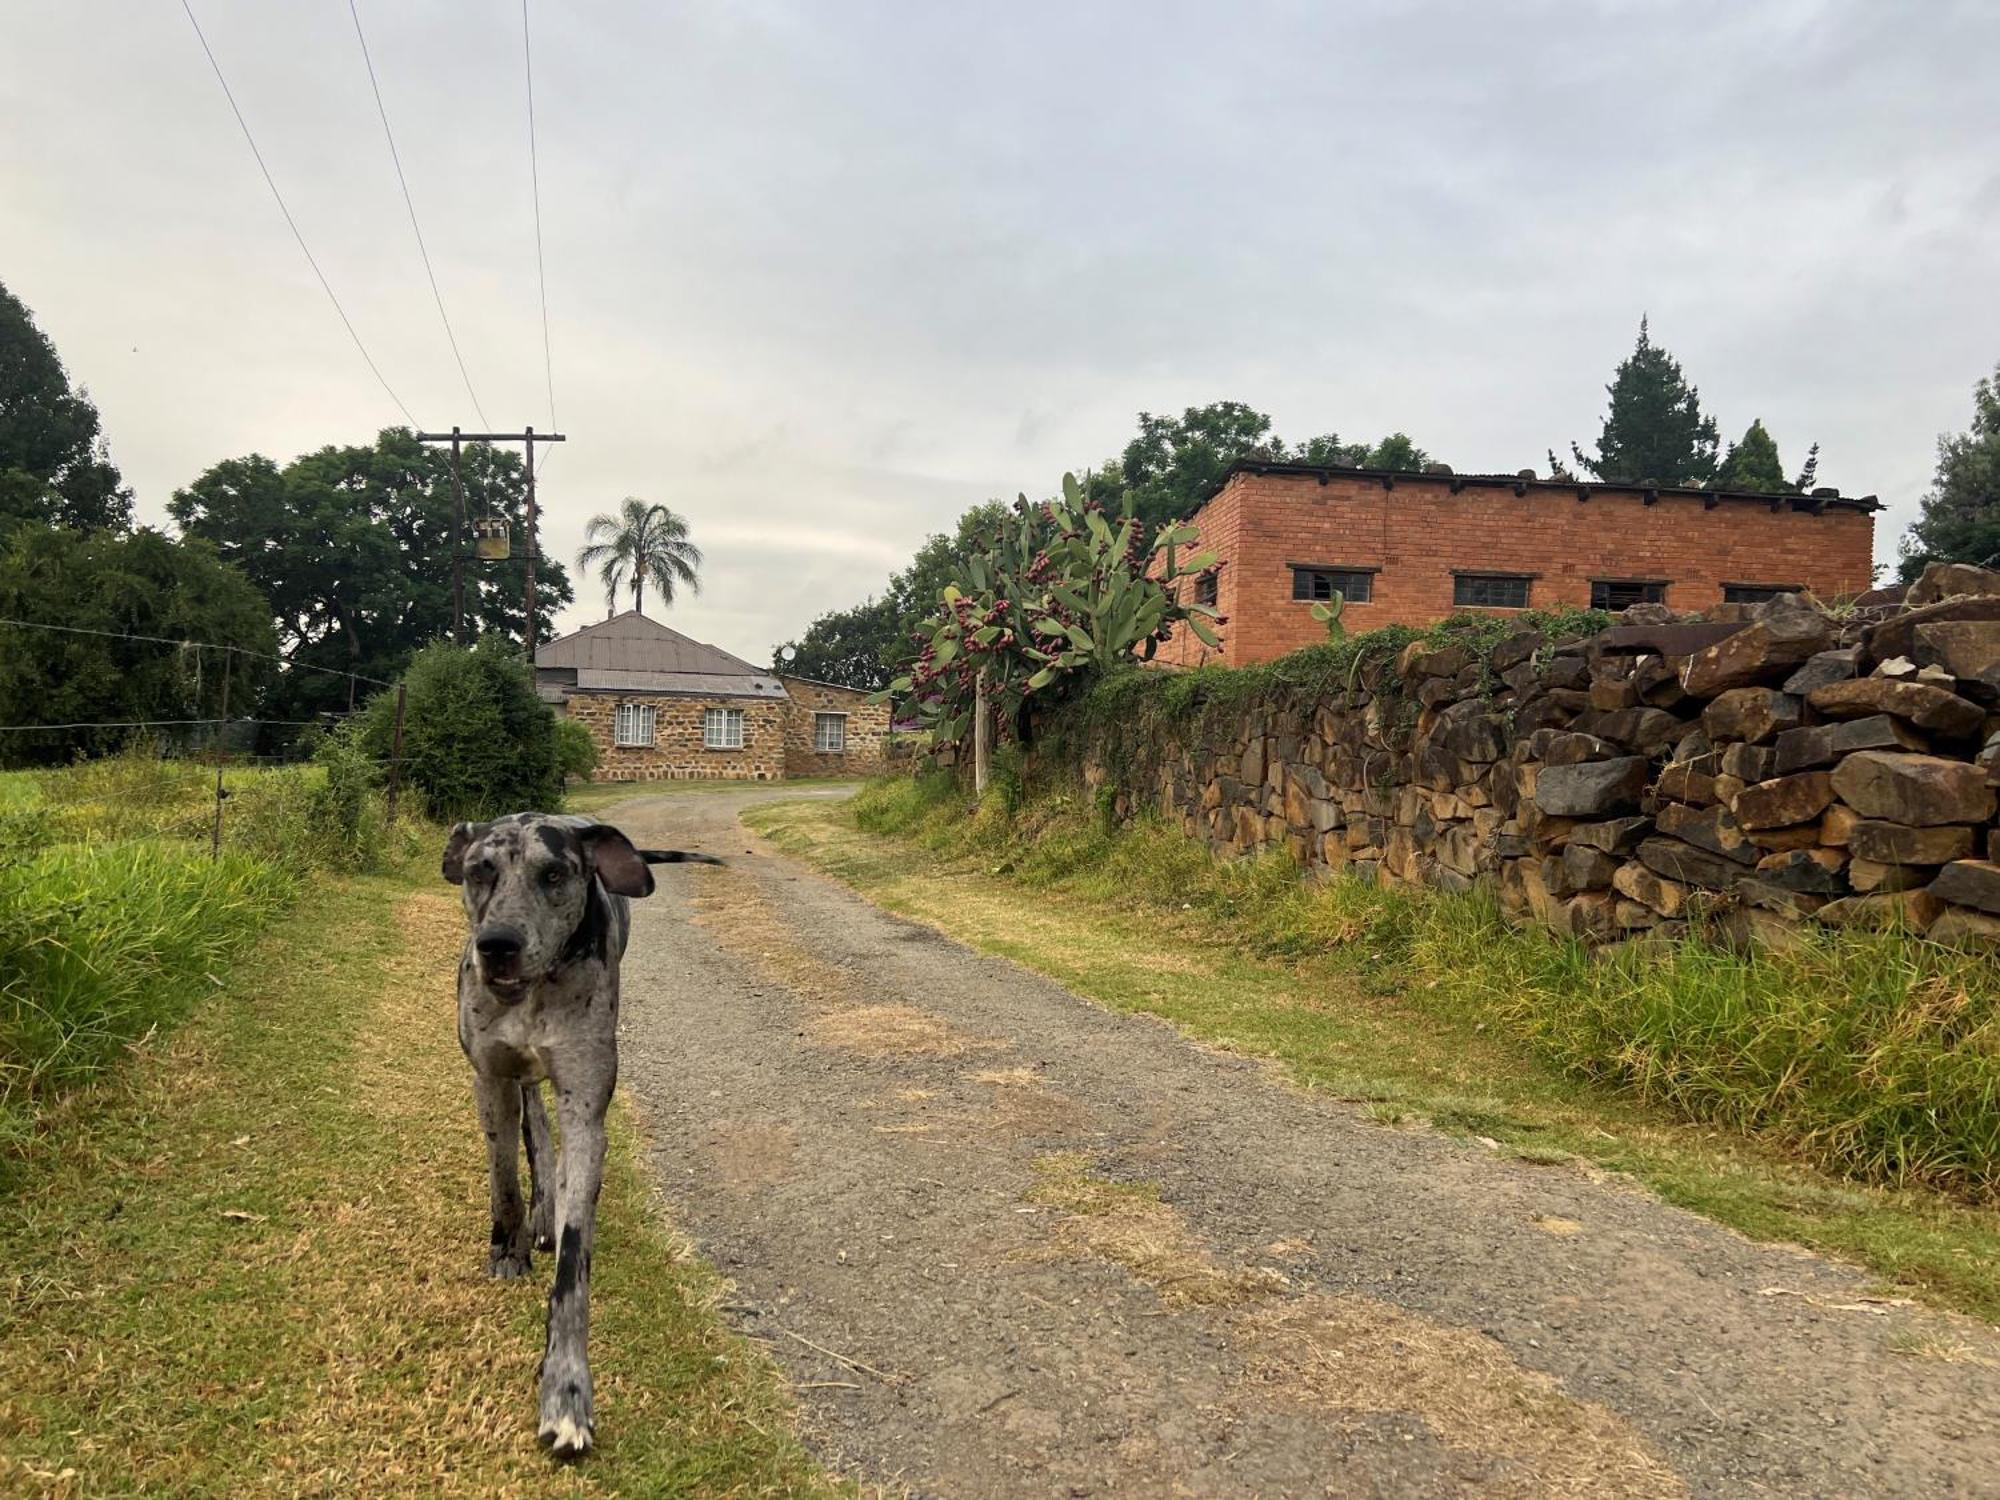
[169,429,572,720]
[1899,363,2000,579]
[575,498,702,616]
[354,639,569,820]
[1567,318,1719,486]
[773,594,902,690]
[1085,404,1437,534]
[1714,419,1790,493]
[0,279,130,533]
[0,525,275,765]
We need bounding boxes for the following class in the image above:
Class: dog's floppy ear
[581,824,655,898]
[441,821,487,885]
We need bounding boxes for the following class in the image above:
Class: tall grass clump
[0,748,424,1154]
[848,773,2000,1199]
[0,841,293,1150]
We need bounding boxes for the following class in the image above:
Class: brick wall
[780,676,892,777]
[564,692,786,781]
[1156,471,1877,667]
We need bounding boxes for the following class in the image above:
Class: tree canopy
[1713,419,1789,493]
[1899,362,2000,580]
[0,279,131,533]
[0,525,275,765]
[1088,402,1433,534]
[1565,318,1720,486]
[168,428,572,718]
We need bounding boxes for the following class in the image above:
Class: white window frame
[703,707,745,750]
[613,702,657,748]
[813,711,848,753]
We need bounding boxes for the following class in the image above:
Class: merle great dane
[443,812,718,1459]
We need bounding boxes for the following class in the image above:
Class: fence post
[210,649,231,860]
[973,667,990,796]
[385,682,407,822]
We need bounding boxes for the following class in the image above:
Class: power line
[522,0,557,442]
[179,0,420,428]
[347,0,491,430]
[0,617,395,688]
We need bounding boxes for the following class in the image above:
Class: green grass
[0,863,837,1497]
[0,752,423,1159]
[748,776,2000,1323]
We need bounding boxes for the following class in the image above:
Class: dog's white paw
[488,1251,533,1280]
[538,1411,593,1459]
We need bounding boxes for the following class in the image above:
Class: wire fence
[0,618,410,849]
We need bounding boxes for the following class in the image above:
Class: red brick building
[1156,462,1879,667]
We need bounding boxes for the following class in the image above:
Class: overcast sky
[5,1,1997,663]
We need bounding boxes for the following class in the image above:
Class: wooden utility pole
[448,426,466,642]
[414,428,567,658]
[524,426,539,660]
[385,682,408,822]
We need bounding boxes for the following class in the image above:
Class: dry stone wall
[1082,564,2000,949]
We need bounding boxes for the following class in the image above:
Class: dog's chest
[460,972,615,1080]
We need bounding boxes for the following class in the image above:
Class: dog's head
[441,814,653,1000]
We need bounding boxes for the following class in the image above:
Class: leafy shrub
[358,639,568,821]
[554,715,599,782]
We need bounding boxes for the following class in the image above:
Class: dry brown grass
[1024,1151,1683,1499]
[0,872,838,1498]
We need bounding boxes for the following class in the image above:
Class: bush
[554,715,599,782]
[359,639,568,821]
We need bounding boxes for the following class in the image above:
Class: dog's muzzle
[475,926,528,998]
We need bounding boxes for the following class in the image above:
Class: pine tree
[1898,363,2000,580]
[1714,419,1790,493]
[1567,317,1720,486]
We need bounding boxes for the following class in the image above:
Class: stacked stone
[1111,561,2000,949]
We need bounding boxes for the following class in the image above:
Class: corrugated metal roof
[536,610,766,677]
[574,668,787,699]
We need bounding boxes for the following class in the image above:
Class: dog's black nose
[476,927,525,960]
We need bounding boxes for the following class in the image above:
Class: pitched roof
[535,612,786,698]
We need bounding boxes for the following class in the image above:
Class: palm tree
[575,498,703,617]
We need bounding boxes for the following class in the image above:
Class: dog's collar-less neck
[548,877,609,980]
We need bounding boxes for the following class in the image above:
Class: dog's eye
[542,867,567,887]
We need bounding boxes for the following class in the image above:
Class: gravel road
[609,785,1999,1499]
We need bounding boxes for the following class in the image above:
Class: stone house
[1155,462,1881,668]
[535,612,889,781]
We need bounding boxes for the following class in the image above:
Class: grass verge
[746,779,2000,1324]
[0,862,836,1498]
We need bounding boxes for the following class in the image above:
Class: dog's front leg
[522,1082,556,1252]
[473,1072,533,1278]
[538,1076,610,1459]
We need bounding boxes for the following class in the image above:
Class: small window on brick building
[1291,566,1373,603]
[703,707,745,750]
[1590,579,1668,611]
[1194,570,1218,607]
[1453,573,1532,609]
[613,703,657,748]
[1722,583,1802,605]
[813,712,847,753]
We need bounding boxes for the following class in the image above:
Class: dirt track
[612,786,2000,1498]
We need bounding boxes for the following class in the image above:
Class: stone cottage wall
[779,676,891,777]
[564,692,786,781]
[1079,565,2000,948]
